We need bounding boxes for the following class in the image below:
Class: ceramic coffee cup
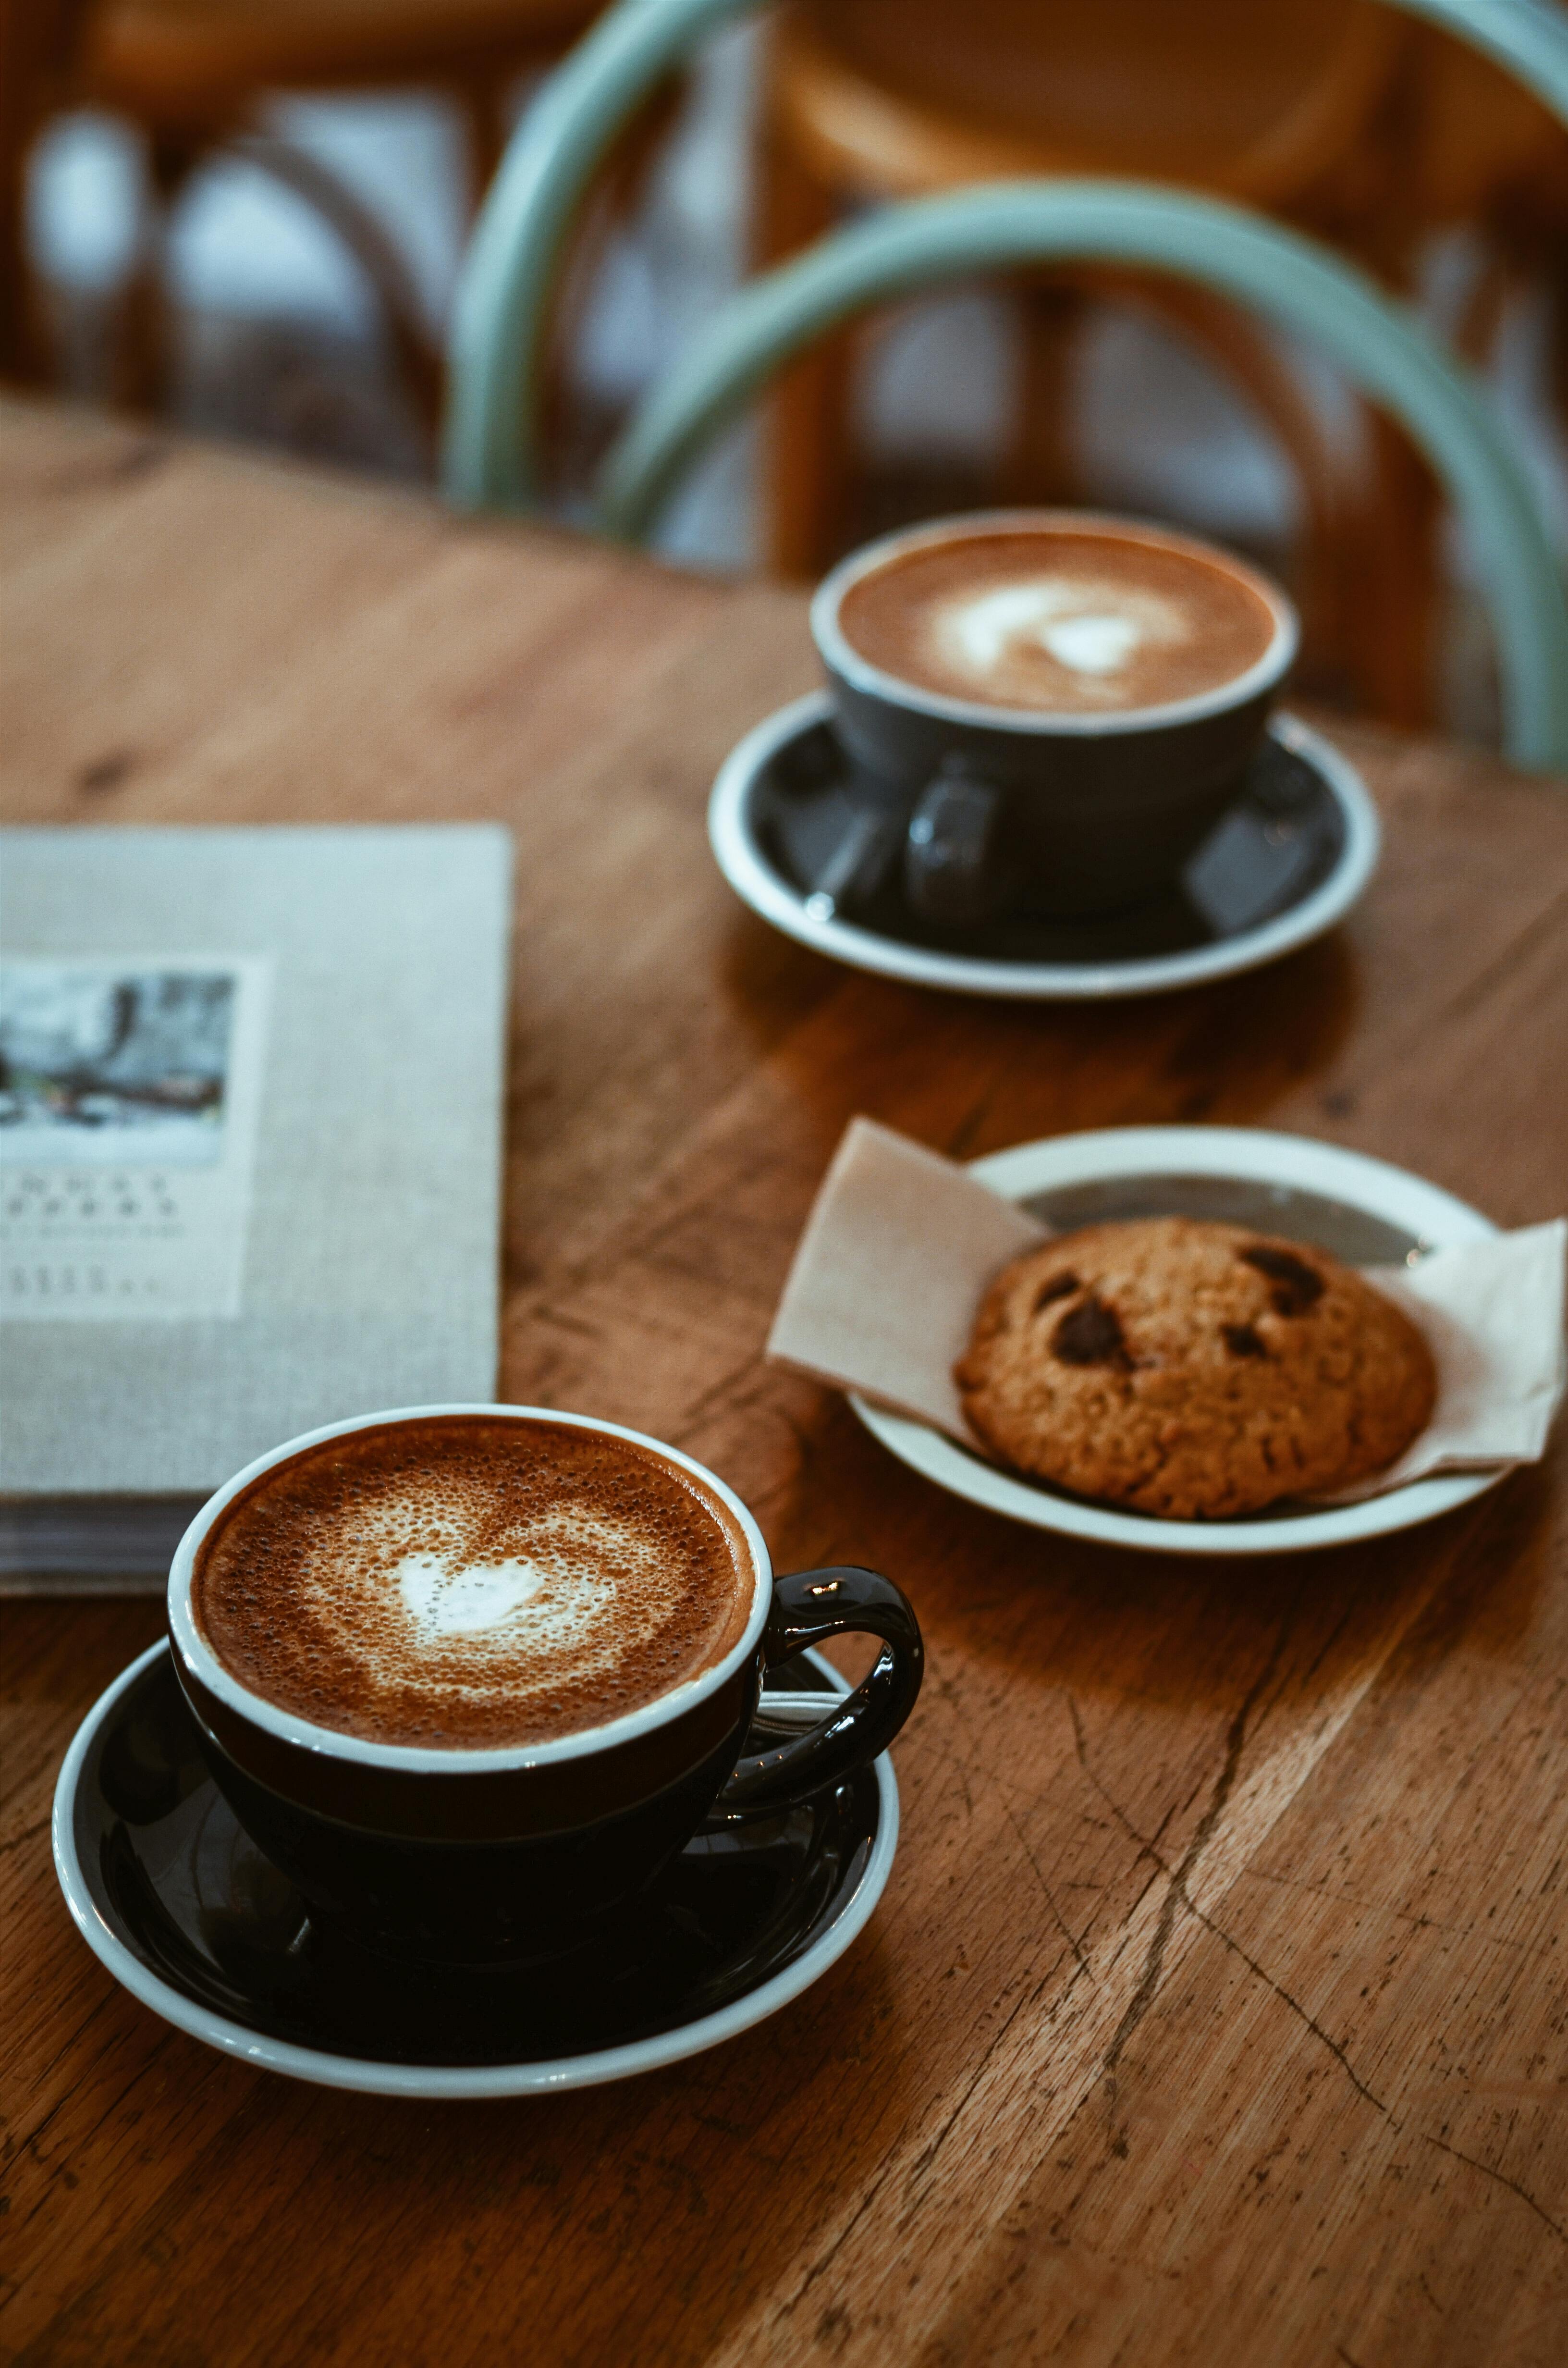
[166,1405,923,1965]
[811,510,1299,923]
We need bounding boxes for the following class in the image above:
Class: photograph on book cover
[0,957,271,1322]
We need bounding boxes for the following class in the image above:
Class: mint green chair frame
[443,0,1568,769]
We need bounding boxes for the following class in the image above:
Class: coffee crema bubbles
[835,528,1280,716]
[192,1417,756,1749]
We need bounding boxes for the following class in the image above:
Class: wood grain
[2,399,1566,2368]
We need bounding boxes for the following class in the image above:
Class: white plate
[850,1126,1503,1555]
[709,692,1380,1000]
[53,1644,898,2098]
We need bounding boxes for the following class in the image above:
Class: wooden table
[4,400,1567,2368]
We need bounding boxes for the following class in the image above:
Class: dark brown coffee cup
[811,510,1298,923]
[167,1405,922,1965]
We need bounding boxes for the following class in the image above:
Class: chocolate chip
[1223,1323,1268,1359]
[1032,1271,1080,1315]
[1239,1244,1325,1316]
[1052,1294,1132,1370]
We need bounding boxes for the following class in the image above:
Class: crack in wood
[932,1678,1089,1973]
[1069,1684,1396,2126]
[1174,1894,1393,2122]
[1090,1602,1297,2102]
[1421,2131,1567,2245]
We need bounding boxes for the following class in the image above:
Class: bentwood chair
[756,3,1410,546]
[0,0,611,431]
[443,0,1568,769]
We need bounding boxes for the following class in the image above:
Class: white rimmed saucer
[709,692,1379,1000]
[850,1126,1505,1556]
[53,1643,897,2097]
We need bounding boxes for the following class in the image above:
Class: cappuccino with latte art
[811,512,1298,920]
[193,1414,755,1749]
[833,522,1281,718]
[169,1406,923,1962]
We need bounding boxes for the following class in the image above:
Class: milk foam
[305,1498,674,1707]
[934,576,1187,692]
[394,1552,547,1640]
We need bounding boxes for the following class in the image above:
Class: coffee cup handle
[904,759,1005,925]
[716,1565,923,1815]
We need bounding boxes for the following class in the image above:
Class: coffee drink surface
[835,527,1279,716]
[193,1417,756,1749]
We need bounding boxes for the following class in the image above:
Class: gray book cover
[1,826,511,1585]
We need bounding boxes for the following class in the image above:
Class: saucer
[850,1125,1505,1556]
[53,1642,897,2097]
[708,692,1379,999]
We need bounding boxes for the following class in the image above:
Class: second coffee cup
[166,1405,923,1965]
[811,509,1299,924]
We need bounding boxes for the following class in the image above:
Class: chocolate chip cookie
[953,1216,1436,1519]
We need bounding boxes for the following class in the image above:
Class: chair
[444,0,1568,767]
[0,0,609,430]
[756,3,1409,536]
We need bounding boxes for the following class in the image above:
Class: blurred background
[4,0,1568,741]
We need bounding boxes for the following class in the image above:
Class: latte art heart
[394,1550,549,1640]
[384,1508,637,1657]
[933,575,1187,704]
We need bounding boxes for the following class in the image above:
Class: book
[1,826,512,1590]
